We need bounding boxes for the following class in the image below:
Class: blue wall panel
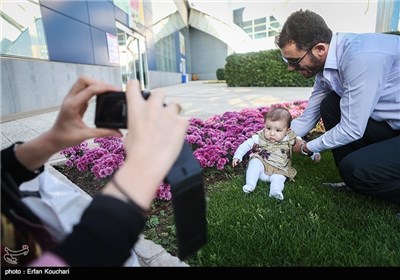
[41,6,94,64]
[87,0,116,35]
[39,0,155,70]
[146,49,157,71]
[91,27,110,66]
[144,26,156,70]
[40,0,89,24]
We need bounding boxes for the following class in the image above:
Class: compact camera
[95,91,207,260]
[95,90,150,129]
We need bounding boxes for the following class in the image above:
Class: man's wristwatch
[300,143,313,156]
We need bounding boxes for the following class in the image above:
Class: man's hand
[311,152,321,163]
[232,158,240,167]
[293,138,306,154]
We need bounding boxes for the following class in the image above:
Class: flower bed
[60,101,313,201]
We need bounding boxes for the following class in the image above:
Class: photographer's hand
[15,76,122,171]
[49,76,123,146]
[103,80,188,210]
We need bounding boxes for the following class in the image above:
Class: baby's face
[263,119,289,143]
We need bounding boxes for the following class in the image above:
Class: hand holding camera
[95,86,207,260]
[95,90,150,129]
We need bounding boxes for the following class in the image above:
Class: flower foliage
[156,183,172,201]
[60,136,125,179]
[60,136,171,201]
[60,101,310,201]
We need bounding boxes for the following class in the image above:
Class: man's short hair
[275,9,332,51]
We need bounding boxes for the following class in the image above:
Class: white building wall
[1,58,120,120]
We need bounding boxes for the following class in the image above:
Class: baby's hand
[232,158,240,167]
[311,152,321,163]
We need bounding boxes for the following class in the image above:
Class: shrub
[224,49,314,87]
[384,30,400,35]
[216,68,225,80]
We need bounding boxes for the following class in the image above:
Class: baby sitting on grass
[232,107,320,200]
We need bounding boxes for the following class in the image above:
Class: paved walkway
[0,81,312,266]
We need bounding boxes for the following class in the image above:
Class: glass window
[117,24,148,90]
[180,27,191,73]
[155,33,176,72]
[138,39,149,89]
[243,27,253,34]
[268,30,279,37]
[254,25,266,32]
[117,29,137,89]
[241,20,252,28]
[254,17,266,25]
[269,15,281,29]
[113,0,130,14]
[1,0,48,59]
[254,32,267,39]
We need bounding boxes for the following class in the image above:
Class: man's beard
[296,53,324,79]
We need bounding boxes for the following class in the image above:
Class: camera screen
[95,92,127,129]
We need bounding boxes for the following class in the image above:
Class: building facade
[233,7,282,51]
[1,0,397,119]
[1,0,234,119]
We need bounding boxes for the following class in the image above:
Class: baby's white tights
[242,158,286,200]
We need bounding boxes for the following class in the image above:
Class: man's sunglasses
[281,48,312,68]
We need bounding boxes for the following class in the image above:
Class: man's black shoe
[321,182,352,191]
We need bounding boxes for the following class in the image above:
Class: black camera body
[95,91,207,260]
[95,91,150,129]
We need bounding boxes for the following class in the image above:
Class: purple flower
[156,183,172,201]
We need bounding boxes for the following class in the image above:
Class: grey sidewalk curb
[135,235,188,267]
[46,158,189,267]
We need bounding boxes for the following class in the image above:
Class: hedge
[224,49,315,87]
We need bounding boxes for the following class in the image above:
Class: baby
[232,107,320,200]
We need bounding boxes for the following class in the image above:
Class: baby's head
[263,107,292,142]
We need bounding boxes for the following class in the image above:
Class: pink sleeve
[28,252,69,267]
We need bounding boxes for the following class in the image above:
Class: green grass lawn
[187,151,400,267]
